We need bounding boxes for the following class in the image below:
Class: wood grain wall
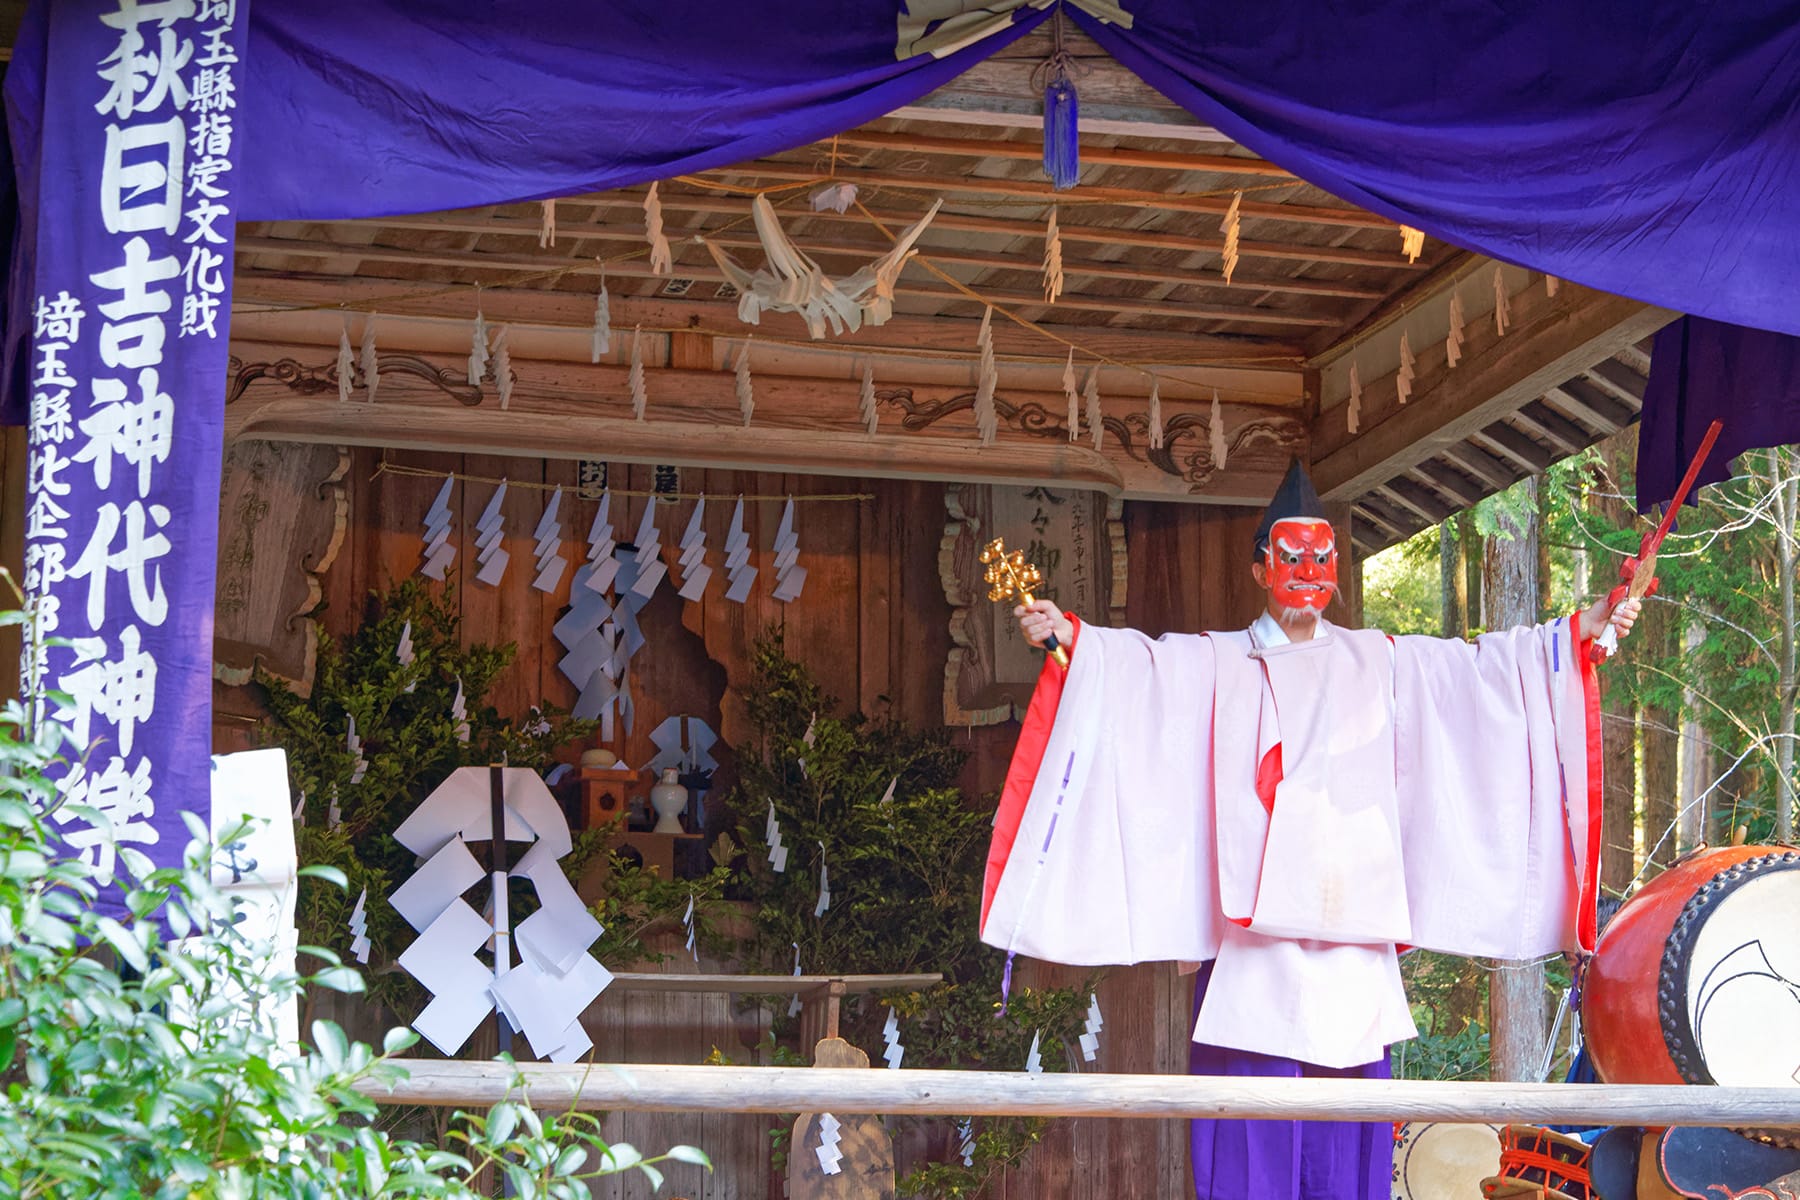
[285,445,1356,1199]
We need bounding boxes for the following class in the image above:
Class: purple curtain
[1073,2,1800,339]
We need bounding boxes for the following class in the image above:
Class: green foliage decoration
[256,581,597,1017]
[724,633,1095,1199]
[0,599,706,1197]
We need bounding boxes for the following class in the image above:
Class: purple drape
[1074,3,1800,339]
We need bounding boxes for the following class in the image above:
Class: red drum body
[1481,1125,1593,1200]
[1582,845,1800,1089]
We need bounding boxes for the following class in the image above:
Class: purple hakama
[1189,961,1394,1200]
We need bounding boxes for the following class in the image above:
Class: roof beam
[829,129,1292,178]
[1309,283,1673,500]
[231,274,1311,370]
[1584,357,1649,406]
[1408,460,1486,509]
[1439,440,1519,491]
[1475,424,1557,474]
[233,235,1342,329]
[1513,399,1594,451]
[1544,379,1634,432]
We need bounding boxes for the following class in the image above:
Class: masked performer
[982,460,1639,1200]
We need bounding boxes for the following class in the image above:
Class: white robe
[979,613,1602,1067]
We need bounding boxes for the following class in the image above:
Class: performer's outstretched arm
[1016,598,1075,652]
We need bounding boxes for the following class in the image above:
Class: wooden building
[7,19,1671,1200]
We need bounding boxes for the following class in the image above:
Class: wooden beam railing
[357,1062,1800,1131]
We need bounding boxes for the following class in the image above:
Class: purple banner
[22,0,244,895]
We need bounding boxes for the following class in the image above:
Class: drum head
[1666,851,1800,1087]
[1393,1122,1503,1200]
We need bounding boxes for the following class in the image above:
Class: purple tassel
[998,952,1016,1017]
[1043,71,1080,191]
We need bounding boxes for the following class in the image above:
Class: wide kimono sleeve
[1390,614,1603,959]
[979,619,1226,966]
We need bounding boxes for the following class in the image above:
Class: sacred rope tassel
[736,340,755,427]
[1042,59,1080,190]
[337,317,355,403]
[1399,224,1425,263]
[1347,361,1362,434]
[644,182,672,275]
[1147,376,1164,449]
[1545,273,1560,298]
[629,325,647,420]
[1221,191,1243,284]
[539,198,557,248]
[1062,349,1080,442]
[1085,368,1103,451]
[1446,289,1465,369]
[492,325,514,410]
[860,363,879,434]
[467,306,489,385]
[974,307,999,446]
[360,317,380,402]
[1043,208,1066,304]
[1396,330,1416,405]
[591,268,612,362]
[1493,265,1511,336]
[1210,389,1228,468]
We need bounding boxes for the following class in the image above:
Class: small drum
[1393,1122,1504,1200]
[1582,846,1800,1092]
[1481,1124,1593,1200]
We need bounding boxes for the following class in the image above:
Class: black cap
[1251,458,1327,562]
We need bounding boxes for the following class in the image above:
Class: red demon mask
[1264,518,1337,611]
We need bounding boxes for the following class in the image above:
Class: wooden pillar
[1484,474,1546,1083]
[1640,597,1679,873]
[0,424,24,705]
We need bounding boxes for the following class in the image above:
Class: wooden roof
[222,22,1669,531]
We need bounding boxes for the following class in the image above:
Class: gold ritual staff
[981,537,1069,669]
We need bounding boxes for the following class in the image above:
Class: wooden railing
[357,1062,1800,1130]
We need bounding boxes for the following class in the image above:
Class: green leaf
[383,1026,419,1055]
[94,916,149,974]
[313,966,365,995]
[487,1101,520,1145]
[663,1144,712,1168]
[297,863,348,889]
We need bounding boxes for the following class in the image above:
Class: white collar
[1250,610,1330,648]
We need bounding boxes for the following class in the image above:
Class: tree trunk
[1463,515,1484,634]
[1640,597,1679,874]
[1770,448,1798,842]
[1678,620,1711,853]
[1594,431,1640,893]
[1441,516,1467,639]
[1484,476,1546,1082]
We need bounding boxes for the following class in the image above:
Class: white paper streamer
[813,841,830,918]
[539,198,556,248]
[974,306,998,446]
[644,182,672,275]
[958,1119,975,1167]
[468,307,489,385]
[349,887,371,963]
[815,1113,843,1176]
[531,487,567,593]
[767,802,789,874]
[1025,1029,1044,1074]
[736,342,754,427]
[1493,265,1511,336]
[860,363,879,434]
[675,497,710,601]
[1397,331,1416,406]
[451,677,470,743]
[1346,361,1362,434]
[360,317,380,402]
[337,318,355,403]
[327,783,342,831]
[811,182,858,213]
[591,269,612,362]
[1063,350,1080,442]
[346,715,368,785]
[492,325,514,410]
[1209,389,1228,468]
[1221,191,1242,284]
[882,1008,904,1070]
[293,790,306,822]
[772,497,806,603]
[1085,368,1103,451]
[420,476,456,580]
[1447,290,1465,368]
[724,498,758,604]
[1147,377,1164,449]
[474,480,510,587]
[787,942,803,1017]
[1042,207,1065,303]
[683,893,698,962]
[1079,993,1104,1062]
[629,326,647,420]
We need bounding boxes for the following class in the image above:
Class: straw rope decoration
[1062,349,1080,442]
[1399,224,1424,263]
[336,316,354,404]
[1042,207,1066,304]
[1346,360,1362,434]
[1220,190,1243,284]
[1446,288,1465,369]
[644,182,672,275]
[539,199,556,248]
[736,339,755,427]
[1493,265,1511,336]
[1396,330,1415,406]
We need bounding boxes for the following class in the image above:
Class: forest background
[1364,428,1798,1082]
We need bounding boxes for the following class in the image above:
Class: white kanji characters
[34,292,87,343]
[181,246,226,337]
[195,22,237,67]
[101,118,186,236]
[188,65,236,115]
[188,110,231,158]
[54,625,157,757]
[91,236,180,369]
[183,245,224,292]
[180,290,220,338]
[32,389,75,443]
[67,501,172,628]
[77,368,173,496]
[33,341,77,391]
[23,541,69,596]
[25,488,71,541]
[96,17,192,120]
[197,0,235,20]
[28,442,74,499]
[183,197,229,245]
[54,755,157,878]
[185,153,230,199]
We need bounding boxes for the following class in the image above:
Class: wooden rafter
[233,236,1345,329]
[827,129,1293,178]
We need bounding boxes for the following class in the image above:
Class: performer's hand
[1015,599,1074,649]
[1579,595,1643,642]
